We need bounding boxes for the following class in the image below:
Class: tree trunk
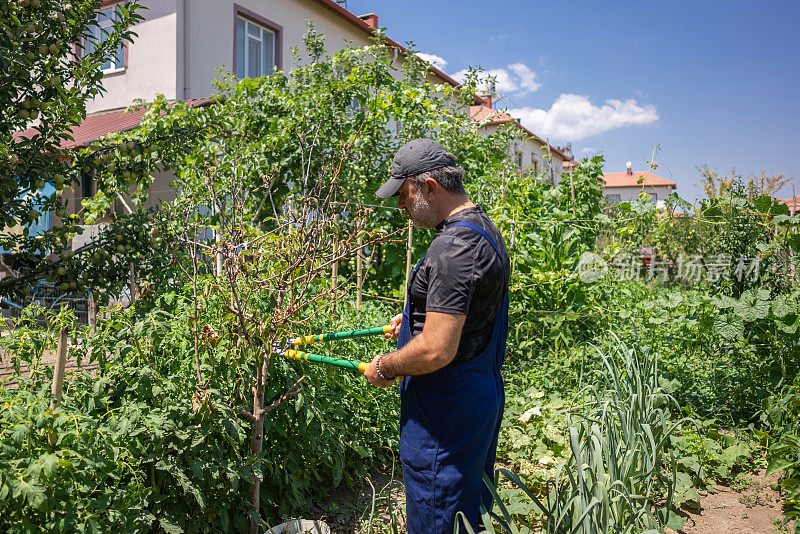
[248,355,269,534]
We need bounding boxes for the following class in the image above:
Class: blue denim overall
[398,222,508,534]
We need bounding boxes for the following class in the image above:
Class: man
[364,138,510,534]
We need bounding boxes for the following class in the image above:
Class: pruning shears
[276,324,403,381]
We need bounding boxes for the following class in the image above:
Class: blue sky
[343,0,800,201]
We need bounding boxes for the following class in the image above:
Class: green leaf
[16,479,46,509]
[674,471,698,503]
[772,296,795,319]
[158,517,184,534]
[767,456,799,477]
[665,192,692,211]
[733,290,770,322]
[714,314,744,339]
[754,195,774,213]
[789,234,800,253]
[711,294,737,310]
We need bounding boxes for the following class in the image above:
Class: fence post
[404,221,413,307]
[356,233,363,310]
[50,326,68,410]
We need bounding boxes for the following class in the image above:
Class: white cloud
[453,63,541,96]
[416,53,448,72]
[580,147,598,154]
[511,94,659,141]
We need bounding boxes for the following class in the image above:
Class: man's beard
[407,192,438,228]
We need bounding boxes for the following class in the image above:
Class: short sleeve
[423,234,476,315]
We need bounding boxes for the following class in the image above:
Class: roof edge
[309,0,465,91]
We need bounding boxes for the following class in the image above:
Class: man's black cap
[375,138,456,198]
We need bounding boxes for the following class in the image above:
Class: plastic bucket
[265,519,331,534]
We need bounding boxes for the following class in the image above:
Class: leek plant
[462,335,686,533]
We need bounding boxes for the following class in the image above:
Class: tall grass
[464,334,685,534]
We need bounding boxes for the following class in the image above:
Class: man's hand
[384,313,403,341]
[364,355,394,388]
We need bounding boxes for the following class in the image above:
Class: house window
[80,173,93,199]
[607,194,621,205]
[530,154,538,175]
[84,4,125,73]
[515,152,523,170]
[235,16,276,78]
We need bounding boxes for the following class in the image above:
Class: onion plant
[462,334,686,533]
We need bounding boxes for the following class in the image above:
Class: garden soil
[0,346,98,388]
[669,470,790,534]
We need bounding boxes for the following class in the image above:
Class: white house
[469,99,571,183]
[601,163,677,208]
[22,0,573,225]
[85,0,460,113]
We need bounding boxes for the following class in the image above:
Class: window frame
[607,193,621,205]
[514,151,523,170]
[233,4,283,79]
[530,153,538,175]
[81,0,128,77]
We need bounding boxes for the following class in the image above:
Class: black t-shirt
[407,206,510,363]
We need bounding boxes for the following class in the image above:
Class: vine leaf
[714,314,744,339]
[733,289,770,322]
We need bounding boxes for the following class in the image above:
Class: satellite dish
[625,161,632,170]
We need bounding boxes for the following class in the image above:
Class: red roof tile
[14,98,211,149]
[602,171,677,189]
[779,195,800,211]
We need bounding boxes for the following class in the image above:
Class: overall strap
[447,221,503,261]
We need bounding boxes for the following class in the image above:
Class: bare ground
[670,470,790,534]
[0,346,99,389]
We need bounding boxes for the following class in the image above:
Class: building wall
[86,0,179,113]
[87,0,447,111]
[145,170,178,207]
[183,0,379,101]
[603,185,675,208]
[479,123,568,183]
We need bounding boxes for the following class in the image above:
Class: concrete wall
[183,0,379,100]
[86,0,458,112]
[603,185,674,209]
[480,123,568,184]
[144,170,178,208]
[86,0,178,113]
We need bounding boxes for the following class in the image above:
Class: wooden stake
[128,263,136,304]
[331,214,339,313]
[356,234,363,310]
[50,326,68,410]
[88,292,97,333]
[569,169,577,217]
[403,221,413,307]
[501,169,506,209]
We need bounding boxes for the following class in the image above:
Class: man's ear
[423,177,438,197]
